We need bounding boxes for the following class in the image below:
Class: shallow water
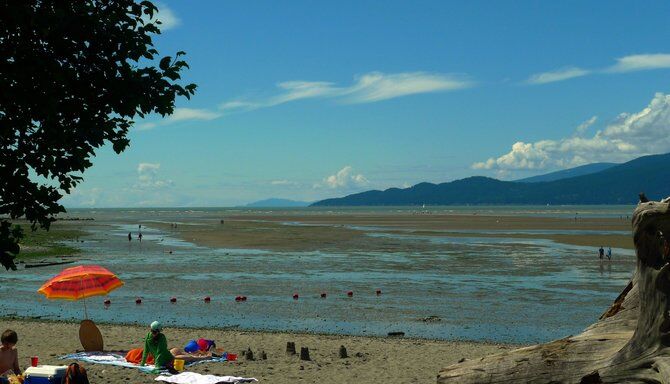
[0,207,636,344]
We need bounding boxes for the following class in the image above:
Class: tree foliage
[0,0,196,270]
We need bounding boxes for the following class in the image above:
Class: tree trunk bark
[438,197,670,384]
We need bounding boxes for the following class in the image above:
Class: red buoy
[376,289,382,295]
[135,298,142,304]
[204,296,211,303]
[235,296,242,302]
[293,293,299,300]
[241,296,247,301]
[103,299,111,305]
[320,292,327,298]
[170,297,177,303]
[347,291,353,297]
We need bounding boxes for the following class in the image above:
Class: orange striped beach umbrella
[38,265,124,318]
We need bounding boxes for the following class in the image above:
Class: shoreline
[0,314,519,347]
[1,318,515,383]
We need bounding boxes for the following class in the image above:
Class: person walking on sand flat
[599,246,605,261]
[128,232,132,242]
[607,247,612,260]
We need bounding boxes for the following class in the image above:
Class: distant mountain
[311,153,670,206]
[245,198,310,207]
[516,162,617,183]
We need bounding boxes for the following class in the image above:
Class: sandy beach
[150,212,634,251]
[3,319,509,383]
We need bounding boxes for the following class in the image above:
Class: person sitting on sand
[0,330,20,379]
[140,321,174,371]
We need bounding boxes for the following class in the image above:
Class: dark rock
[339,345,348,358]
[300,347,311,361]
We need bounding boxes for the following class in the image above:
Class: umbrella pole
[83,296,88,320]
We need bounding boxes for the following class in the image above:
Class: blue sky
[63,0,670,207]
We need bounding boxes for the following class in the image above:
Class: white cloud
[270,179,300,186]
[135,108,221,131]
[574,116,598,136]
[220,72,472,114]
[167,108,221,122]
[606,54,670,73]
[316,166,369,189]
[527,53,670,85]
[526,67,590,85]
[136,163,173,189]
[472,93,670,171]
[343,72,472,103]
[150,3,181,31]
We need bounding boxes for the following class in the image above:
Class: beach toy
[347,291,353,297]
[184,340,198,353]
[30,356,38,367]
[173,358,185,371]
[170,297,177,303]
[103,299,111,305]
[227,353,237,361]
[135,298,142,304]
[376,289,382,295]
[320,292,327,298]
[293,293,299,300]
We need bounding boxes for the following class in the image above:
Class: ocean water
[0,206,637,344]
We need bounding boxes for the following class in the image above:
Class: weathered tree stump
[300,347,311,361]
[286,341,296,355]
[438,196,670,383]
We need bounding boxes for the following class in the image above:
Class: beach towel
[126,347,154,364]
[155,372,257,384]
[60,352,228,374]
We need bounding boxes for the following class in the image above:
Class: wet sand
[4,319,509,383]
[152,213,633,251]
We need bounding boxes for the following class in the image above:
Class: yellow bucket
[173,358,185,371]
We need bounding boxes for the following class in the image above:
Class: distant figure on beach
[220,219,224,224]
[138,232,143,242]
[128,232,132,242]
[598,246,605,260]
[607,247,612,260]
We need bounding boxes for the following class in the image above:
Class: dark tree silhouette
[0,1,196,270]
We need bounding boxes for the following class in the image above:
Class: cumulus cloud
[315,166,369,189]
[527,53,670,84]
[472,93,670,171]
[526,67,590,85]
[574,116,598,136]
[136,163,174,189]
[220,72,472,114]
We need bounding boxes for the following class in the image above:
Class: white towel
[155,372,258,384]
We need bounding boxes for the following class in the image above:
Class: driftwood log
[438,196,670,383]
